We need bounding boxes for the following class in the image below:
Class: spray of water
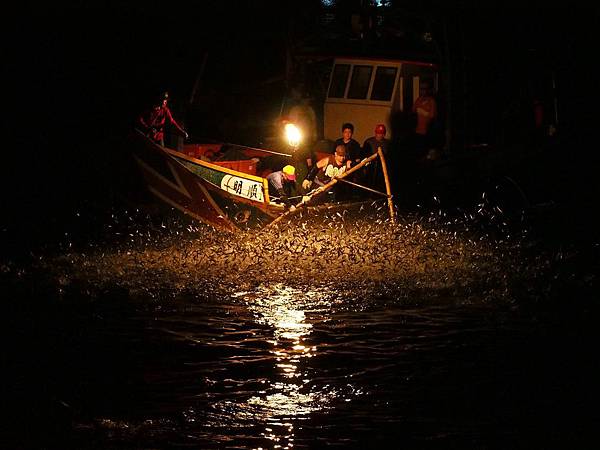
[16,198,555,306]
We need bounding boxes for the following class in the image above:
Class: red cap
[375,124,386,135]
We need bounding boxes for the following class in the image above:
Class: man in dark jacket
[334,122,361,166]
[362,123,392,192]
[334,122,361,200]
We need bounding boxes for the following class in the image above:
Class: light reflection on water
[6,261,597,449]
[135,281,378,449]
[228,284,333,449]
[71,281,541,449]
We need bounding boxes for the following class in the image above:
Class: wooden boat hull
[131,131,283,232]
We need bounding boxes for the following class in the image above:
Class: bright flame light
[284,123,302,148]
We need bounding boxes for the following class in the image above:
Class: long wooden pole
[377,147,396,224]
[265,152,380,229]
[337,178,388,197]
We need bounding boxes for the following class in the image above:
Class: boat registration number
[221,175,264,202]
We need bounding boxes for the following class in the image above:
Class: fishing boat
[131,24,441,232]
[132,4,548,229]
[131,128,393,232]
[132,130,283,232]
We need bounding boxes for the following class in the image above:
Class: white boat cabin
[324,57,439,144]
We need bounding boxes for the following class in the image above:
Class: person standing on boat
[302,145,347,203]
[362,123,391,193]
[412,81,437,159]
[138,92,188,146]
[267,165,299,211]
[334,123,361,200]
[334,122,361,167]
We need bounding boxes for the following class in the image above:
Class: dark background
[4,1,600,248]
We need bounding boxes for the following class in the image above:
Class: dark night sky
[9,2,595,137]
[8,2,598,143]
[4,1,599,235]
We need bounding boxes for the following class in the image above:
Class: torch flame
[284,123,302,149]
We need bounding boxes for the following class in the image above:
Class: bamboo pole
[337,178,389,197]
[265,152,380,229]
[377,147,396,224]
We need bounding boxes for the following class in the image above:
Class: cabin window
[328,64,351,98]
[370,66,397,101]
[347,65,373,99]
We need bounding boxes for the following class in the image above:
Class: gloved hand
[301,196,311,204]
[184,131,189,140]
[302,179,312,191]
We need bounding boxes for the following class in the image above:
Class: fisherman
[267,165,299,212]
[302,144,347,203]
[362,123,391,193]
[138,92,188,146]
[334,123,361,200]
[412,81,437,159]
[334,122,361,166]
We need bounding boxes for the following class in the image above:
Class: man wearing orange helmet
[363,123,390,157]
[362,123,391,192]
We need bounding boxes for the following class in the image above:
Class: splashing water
[4,198,597,449]
[30,199,541,307]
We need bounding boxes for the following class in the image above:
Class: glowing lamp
[284,123,302,149]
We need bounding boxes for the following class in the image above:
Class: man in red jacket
[412,81,437,159]
[139,92,188,146]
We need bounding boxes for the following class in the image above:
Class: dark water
[2,200,599,449]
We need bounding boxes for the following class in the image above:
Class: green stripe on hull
[176,158,228,186]
[175,157,266,204]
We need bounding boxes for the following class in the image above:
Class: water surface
[3,201,598,449]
